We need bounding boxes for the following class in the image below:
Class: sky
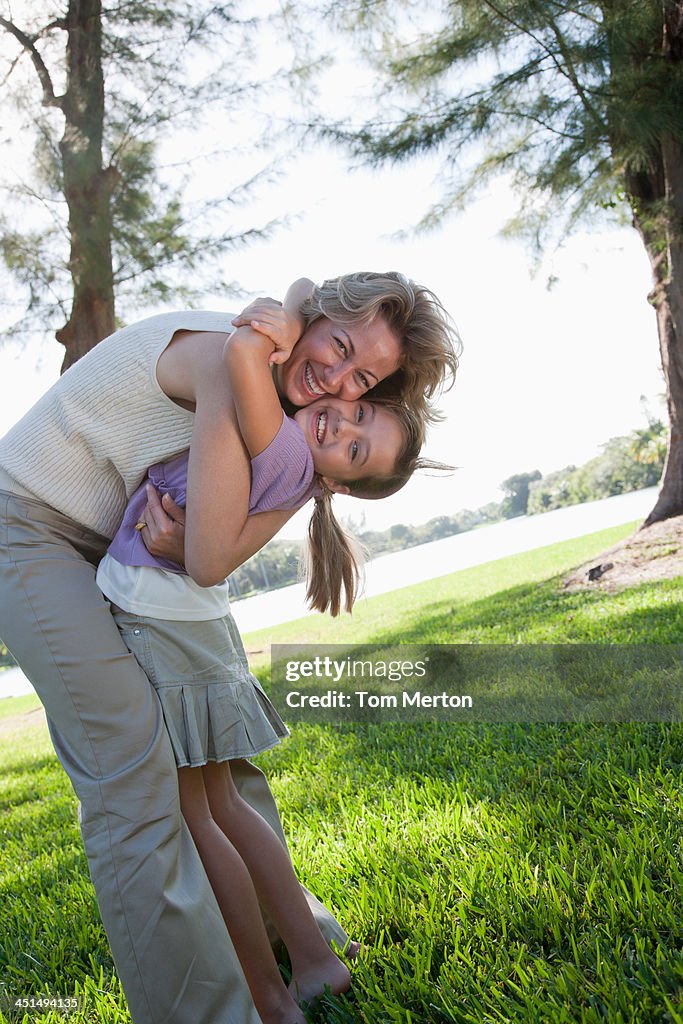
[0,4,665,540]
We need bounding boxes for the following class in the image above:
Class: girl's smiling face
[294,396,405,493]
[277,315,403,407]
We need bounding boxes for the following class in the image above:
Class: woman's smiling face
[276,315,403,407]
[294,396,405,492]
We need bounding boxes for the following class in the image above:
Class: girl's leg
[177,766,306,1024]
[229,758,352,954]
[219,615,351,954]
[203,760,351,1004]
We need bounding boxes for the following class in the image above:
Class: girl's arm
[223,327,281,458]
[230,277,313,365]
[224,277,314,457]
[157,331,294,585]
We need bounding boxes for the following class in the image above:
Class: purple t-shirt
[107,412,318,574]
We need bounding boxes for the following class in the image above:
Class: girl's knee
[202,760,243,814]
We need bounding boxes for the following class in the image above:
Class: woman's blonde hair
[300,271,462,425]
[304,402,451,616]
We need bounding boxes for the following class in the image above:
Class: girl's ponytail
[305,487,364,616]
[303,403,451,616]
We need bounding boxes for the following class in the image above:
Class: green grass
[1,521,683,1023]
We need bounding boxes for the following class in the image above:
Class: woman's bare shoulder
[156,329,230,404]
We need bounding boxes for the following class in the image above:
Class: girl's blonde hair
[300,271,462,425]
[304,402,451,616]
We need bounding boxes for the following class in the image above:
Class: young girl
[96,284,433,1024]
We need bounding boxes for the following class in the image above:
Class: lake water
[229,486,659,632]
[0,487,659,698]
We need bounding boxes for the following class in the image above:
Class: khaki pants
[0,491,347,1024]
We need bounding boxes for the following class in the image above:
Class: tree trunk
[639,193,683,527]
[55,0,115,372]
[632,177,683,527]
[629,6,683,526]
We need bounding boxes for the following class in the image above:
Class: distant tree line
[229,418,667,599]
[527,419,666,514]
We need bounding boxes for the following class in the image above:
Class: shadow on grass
[362,574,683,646]
[0,758,72,817]
[0,754,62,781]
[598,591,683,641]
[260,718,683,825]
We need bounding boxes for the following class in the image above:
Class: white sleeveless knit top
[0,310,235,538]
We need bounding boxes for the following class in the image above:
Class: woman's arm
[140,486,295,578]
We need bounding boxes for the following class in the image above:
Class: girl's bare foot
[288,951,352,1006]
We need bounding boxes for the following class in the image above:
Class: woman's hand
[138,485,187,565]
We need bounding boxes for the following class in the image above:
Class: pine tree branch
[112,225,272,286]
[481,0,568,77]
[0,16,64,109]
[0,48,23,90]
[34,18,68,39]
[481,0,604,131]
[0,180,70,241]
[545,14,605,131]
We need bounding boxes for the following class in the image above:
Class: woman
[0,272,459,1024]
